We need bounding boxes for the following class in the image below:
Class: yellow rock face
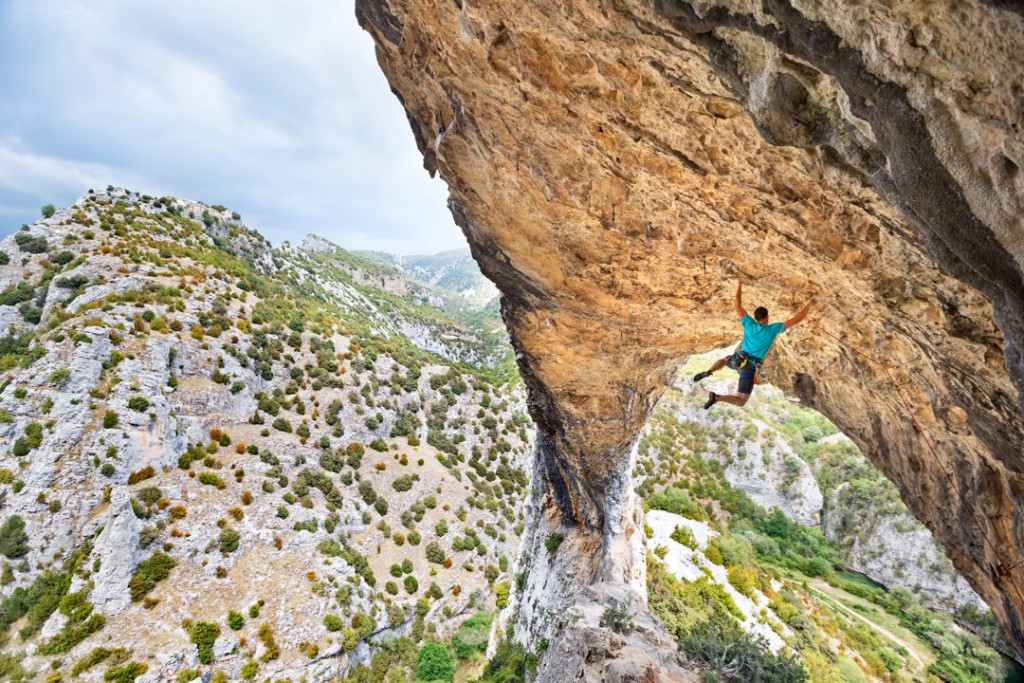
[358,0,1024,653]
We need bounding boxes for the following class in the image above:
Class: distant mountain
[353,247,499,310]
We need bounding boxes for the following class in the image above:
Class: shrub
[191,621,221,664]
[404,575,419,594]
[453,611,492,659]
[393,474,414,492]
[600,607,633,633]
[680,618,807,683]
[103,662,148,683]
[127,396,150,412]
[103,410,118,428]
[129,552,176,602]
[227,611,244,630]
[0,515,28,558]
[324,614,343,631]
[425,541,446,565]
[241,661,258,680]
[272,417,292,433]
[49,367,71,385]
[219,527,240,553]
[544,532,565,553]
[127,466,155,485]
[670,525,697,550]
[41,204,56,218]
[416,643,455,682]
[198,472,225,489]
[495,582,510,609]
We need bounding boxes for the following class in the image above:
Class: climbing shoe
[693,370,712,382]
[703,392,716,410]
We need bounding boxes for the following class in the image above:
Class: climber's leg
[694,355,730,382]
[713,392,750,407]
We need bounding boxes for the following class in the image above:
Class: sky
[0,0,466,255]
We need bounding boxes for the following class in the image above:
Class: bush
[393,474,415,492]
[51,250,74,265]
[219,527,240,553]
[453,611,492,659]
[647,488,707,521]
[425,541,446,564]
[127,396,150,412]
[198,472,225,489]
[127,466,154,485]
[544,532,565,553]
[228,610,244,630]
[49,367,71,385]
[324,614,343,631]
[600,607,633,633]
[103,662,148,683]
[272,417,292,433]
[495,582,510,609]
[681,617,808,683]
[191,621,221,664]
[0,516,28,558]
[404,575,419,594]
[41,204,56,218]
[129,552,176,602]
[416,643,455,682]
[103,410,118,428]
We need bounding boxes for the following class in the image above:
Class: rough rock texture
[89,489,142,615]
[821,481,985,614]
[532,582,700,683]
[358,0,1024,653]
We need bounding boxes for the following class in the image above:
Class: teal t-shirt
[739,315,786,359]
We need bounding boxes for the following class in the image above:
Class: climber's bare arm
[785,298,816,329]
[734,281,747,319]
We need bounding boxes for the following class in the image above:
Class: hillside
[0,189,531,682]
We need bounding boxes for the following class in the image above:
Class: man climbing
[693,281,814,409]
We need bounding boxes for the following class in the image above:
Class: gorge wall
[356,0,1024,660]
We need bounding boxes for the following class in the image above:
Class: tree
[41,204,55,218]
[425,541,446,565]
[416,643,454,682]
[0,515,28,558]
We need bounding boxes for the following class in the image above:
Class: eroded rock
[359,0,1024,654]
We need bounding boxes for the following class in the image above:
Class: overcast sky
[0,0,466,255]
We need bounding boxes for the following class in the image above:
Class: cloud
[0,0,463,255]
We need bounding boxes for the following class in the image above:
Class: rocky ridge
[0,189,532,682]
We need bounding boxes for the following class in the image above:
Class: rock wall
[357,0,1024,653]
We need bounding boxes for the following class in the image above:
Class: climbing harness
[807,320,1024,605]
[726,350,763,372]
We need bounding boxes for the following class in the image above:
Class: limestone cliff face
[358,0,1024,654]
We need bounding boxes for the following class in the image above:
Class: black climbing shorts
[727,353,760,395]
[736,370,756,395]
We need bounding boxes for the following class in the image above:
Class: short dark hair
[754,306,769,321]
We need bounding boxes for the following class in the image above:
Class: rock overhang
[358,0,1024,654]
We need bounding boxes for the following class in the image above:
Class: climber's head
[754,306,769,323]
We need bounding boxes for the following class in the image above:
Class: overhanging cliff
[357,0,1024,659]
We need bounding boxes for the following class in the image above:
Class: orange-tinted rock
[358,0,1024,654]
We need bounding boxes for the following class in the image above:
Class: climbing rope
[806,320,1024,609]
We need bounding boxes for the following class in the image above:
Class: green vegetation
[452,611,492,659]
[416,643,454,682]
[191,621,221,664]
[0,516,28,558]
[129,552,176,602]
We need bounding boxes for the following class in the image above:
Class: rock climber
[693,281,814,409]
